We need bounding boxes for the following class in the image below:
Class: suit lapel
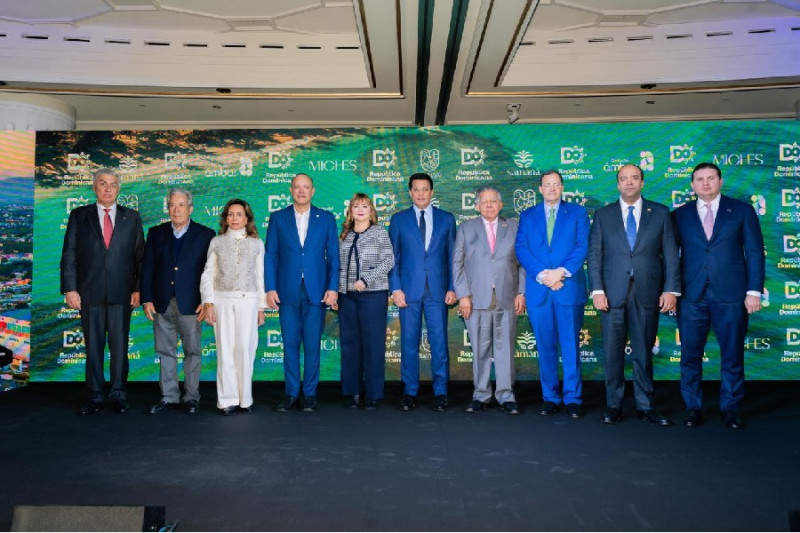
[495,217,508,254]
[635,200,654,250]
[711,196,733,242]
[87,205,104,247]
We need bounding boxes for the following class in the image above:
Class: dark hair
[408,173,433,190]
[692,162,722,180]
[219,198,259,238]
[340,193,378,240]
[539,170,563,186]
[616,164,645,181]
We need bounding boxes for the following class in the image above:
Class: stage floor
[2,380,798,531]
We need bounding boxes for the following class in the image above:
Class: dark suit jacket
[140,220,215,315]
[388,206,456,301]
[673,195,764,303]
[60,203,145,305]
[264,205,339,305]
[515,201,589,307]
[587,198,680,308]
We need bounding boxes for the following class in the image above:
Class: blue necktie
[419,211,427,250]
[626,205,637,251]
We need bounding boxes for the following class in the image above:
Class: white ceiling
[1,0,799,129]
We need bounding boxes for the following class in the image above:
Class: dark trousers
[81,302,132,403]
[279,281,326,398]
[601,279,659,411]
[338,290,389,402]
[678,285,748,413]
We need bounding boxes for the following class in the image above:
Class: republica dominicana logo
[268,151,292,170]
[420,149,440,172]
[373,148,396,168]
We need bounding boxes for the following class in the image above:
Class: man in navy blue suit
[587,164,680,426]
[673,162,764,429]
[516,170,590,419]
[389,173,457,412]
[265,173,339,412]
[61,168,144,415]
[140,188,215,415]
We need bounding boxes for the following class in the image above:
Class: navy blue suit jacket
[264,205,339,305]
[388,206,456,301]
[515,201,589,307]
[60,203,144,305]
[140,220,215,315]
[673,195,764,303]
[587,198,680,308]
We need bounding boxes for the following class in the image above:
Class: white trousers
[214,292,260,409]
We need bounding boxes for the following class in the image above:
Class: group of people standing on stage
[60,160,764,429]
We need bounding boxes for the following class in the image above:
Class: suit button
[174,266,179,271]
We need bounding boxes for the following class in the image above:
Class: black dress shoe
[77,402,102,416]
[538,401,559,416]
[112,400,129,414]
[636,409,674,426]
[464,400,487,413]
[433,395,449,412]
[275,396,298,412]
[302,396,317,412]
[600,407,622,424]
[565,403,583,419]
[183,400,200,414]
[721,410,745,429]
[219,406,237,416]
[238,405,254,413]
[364,400,378,410]
[683,409,703,427]
[345,395,362,409]
[399,395,417,411]
[148,400,179,415]
[502,401,520,415]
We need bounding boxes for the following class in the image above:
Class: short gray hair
[475,185,502,202]
[167,188,193,207]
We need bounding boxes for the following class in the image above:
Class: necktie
[487,220,496,254]
[103,208,113,248]
[419,210,427,250]
[626,205,636,251]
[703,203,714,240]
[546,207,555,245]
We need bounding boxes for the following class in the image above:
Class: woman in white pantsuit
[200,199,266,415]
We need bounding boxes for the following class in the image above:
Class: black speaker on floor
[11,504,166,532]
[789,509,800,532]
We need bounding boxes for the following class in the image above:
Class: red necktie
[103,208,113,248]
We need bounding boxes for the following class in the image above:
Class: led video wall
[19,122,800,382]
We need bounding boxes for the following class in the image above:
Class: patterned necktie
[626,205,636,251]
[703,203,714,240]
[546,207,555,245]
[419,210,426,250]
[103,208,113,248]
[487,220,496,254]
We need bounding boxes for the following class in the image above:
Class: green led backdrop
[29,122,800,382]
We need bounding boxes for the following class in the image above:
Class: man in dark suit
[265,173,339,412]
[587,164,680,426]
[673,162,764,429]
[454,185,526,415]
[140,188,215,415]
[60,168,145,415]
[389,172,457,412]
[515,170,590,419]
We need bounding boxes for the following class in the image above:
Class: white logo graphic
[268,151,293,169]
[671,189,696,208]
[372,193,397,212]
[513,189,537,213]
[118,156,138,172]
[461,147,486,166]
[373,148,396,168]
[164,152,188,170]
[267,330,283,347]
[420,149,440,172]
[787,329,800,346]
[751,194,766,215]
[63,330,84,348]
[639,151,654,171]
[782,188,800,208]
[461,193,476,210]
[784,234,800,253]
[517,331,536,350]
[239,157,253,176]
[117,194,139,210]
[67,152,90,171]
[562,190,587,205]
[560,146,586,165]
[785,281,800,299]
[513,150,534,168]
[268,194,291,212]
[669,145,695,164]
[779,143,800,163]
[66,196,91,213]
